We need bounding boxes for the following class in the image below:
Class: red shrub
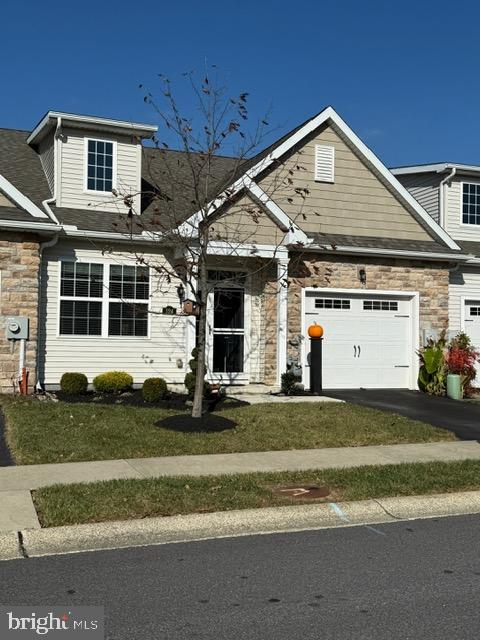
[446,347,476,374]
[446,346,478,396]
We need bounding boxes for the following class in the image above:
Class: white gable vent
[314,144,335,183]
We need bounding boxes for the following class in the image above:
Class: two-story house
[0,107,470,393]
[392,164,480,362]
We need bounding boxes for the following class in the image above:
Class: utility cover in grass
[156,414,237,433]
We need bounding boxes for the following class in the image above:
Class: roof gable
[258,122,433,242]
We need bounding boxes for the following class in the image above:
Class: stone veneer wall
[0,233,41,392]
[262,253,450,385]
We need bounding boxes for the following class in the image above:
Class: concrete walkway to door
[324,389,480,440]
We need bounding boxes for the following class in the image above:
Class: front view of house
[0,106,475,393]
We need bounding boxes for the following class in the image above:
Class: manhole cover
[271,484,330,499]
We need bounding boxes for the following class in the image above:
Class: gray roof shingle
[308,233,464,255]
[0,128,52,207]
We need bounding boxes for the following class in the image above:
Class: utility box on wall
[5,316,29,341]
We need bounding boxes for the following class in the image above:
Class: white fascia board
[0,219,62,232]
[307,243,471,262]
[0,174,49,218]
[207,240,289,260]
[391,163,480,176]
[390,164,449,176]
[63,228,164,243]
[27,111,158,145]
[245,180,310,244]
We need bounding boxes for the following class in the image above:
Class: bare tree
[111,69,313,419]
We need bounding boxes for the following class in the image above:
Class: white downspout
[439,166,456,228]
[41,116,62,224]
[35,233,60,392]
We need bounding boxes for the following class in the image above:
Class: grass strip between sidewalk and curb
[3,396,455,465]
[33,459,480,528]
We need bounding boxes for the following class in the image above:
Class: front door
[207,283,249,383]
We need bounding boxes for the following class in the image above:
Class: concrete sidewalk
[2,440,480,533]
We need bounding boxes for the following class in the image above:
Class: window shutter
[314,145,335,182]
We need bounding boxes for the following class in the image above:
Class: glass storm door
[208,287,247,382]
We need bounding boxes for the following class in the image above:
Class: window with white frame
[314,298,350,309]
[59,262,104,335]
[462,183,480,225]
[363,300,398,311]
[59,262,150,337]
[108,265,149,336]
[86,139,114,192]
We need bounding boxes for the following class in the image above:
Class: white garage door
[303,291,415,389]
[463,300,480,378]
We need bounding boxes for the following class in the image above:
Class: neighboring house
[392,164,480,366]
[0,107,471,393]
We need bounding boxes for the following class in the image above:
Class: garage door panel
[322,341,354,366]
[303,291,414,390]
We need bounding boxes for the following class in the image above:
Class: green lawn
[2,396,455,465]
[34,460,480,527]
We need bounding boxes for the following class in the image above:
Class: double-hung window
[59,262,149,337]
[59,262,104,335]
[108,265,149,336]
[86,139,114,193]
[462,183,480,225]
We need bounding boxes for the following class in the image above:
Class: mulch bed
[51,389,248,412]
[155,413,237,433]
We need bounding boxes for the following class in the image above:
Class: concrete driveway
[324,389,480,440]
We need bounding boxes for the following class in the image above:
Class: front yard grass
[34,459,480,527]
[2,396,455,465]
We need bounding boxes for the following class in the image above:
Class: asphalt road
[2,515,480,639]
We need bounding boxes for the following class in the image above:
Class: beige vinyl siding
[211,193,285,245]
[444,176,480,241]
[57,127,141,213]
[38,134,55,194]
[0,192,14,207]
[396,172,441,223]
[259,124,432,241]
[449,266,480,331]
[39,240,188,386]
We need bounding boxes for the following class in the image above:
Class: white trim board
[28,111,158,145]
[0,174,49,218]
[300,287,420,390]
[180,106,461,252]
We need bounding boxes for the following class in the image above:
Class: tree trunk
[192,258,208,419]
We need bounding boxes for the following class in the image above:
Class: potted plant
[445,333,479,400]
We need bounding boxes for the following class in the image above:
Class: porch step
[226,384,280,396]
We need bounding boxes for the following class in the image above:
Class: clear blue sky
[2,0,480,167]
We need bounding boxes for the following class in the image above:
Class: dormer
[27,112,157,214]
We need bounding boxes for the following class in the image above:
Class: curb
[3,490,480,561]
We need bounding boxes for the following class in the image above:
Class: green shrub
[281,371,300,395]
[93,371,133,394]
[60,372,88,395]
[142,377,168,402]
[184,349,210,397]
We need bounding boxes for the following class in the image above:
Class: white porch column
[276,258,289,385]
